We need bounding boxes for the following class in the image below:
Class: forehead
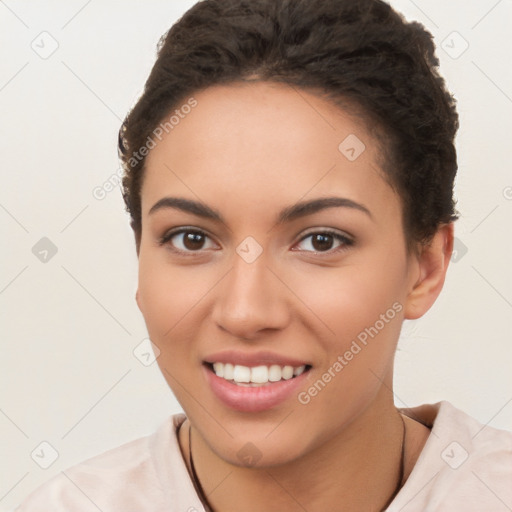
[142,81,399,224]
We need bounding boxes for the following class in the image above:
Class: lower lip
[203,365,309,413]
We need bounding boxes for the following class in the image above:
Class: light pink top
[16,401,512,511]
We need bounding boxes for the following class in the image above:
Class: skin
[136,81,453,511]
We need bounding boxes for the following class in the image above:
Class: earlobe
[404,224,454,320]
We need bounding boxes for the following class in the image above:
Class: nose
[211,254,290,341]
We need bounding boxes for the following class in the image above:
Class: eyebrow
[148,196,372,224]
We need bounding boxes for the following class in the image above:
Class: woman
[17,0,512,510]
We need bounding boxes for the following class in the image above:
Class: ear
[404,223,454,320]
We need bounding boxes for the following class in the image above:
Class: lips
[203,351,311,412]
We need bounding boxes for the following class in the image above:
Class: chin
[197,416,317,469]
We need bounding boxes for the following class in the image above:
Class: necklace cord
[380,412,407,510]
[188,424,213,512]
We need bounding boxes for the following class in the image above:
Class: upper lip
[203,350,311,368]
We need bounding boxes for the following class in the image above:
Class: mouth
[205,362,311,386]
[202,357,312,412]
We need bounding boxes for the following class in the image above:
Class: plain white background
[1,0,511,509]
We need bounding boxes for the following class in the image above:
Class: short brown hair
[119,0,459,246]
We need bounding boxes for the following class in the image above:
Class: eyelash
[159,227,354,257]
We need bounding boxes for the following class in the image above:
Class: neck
[183,396,409,512]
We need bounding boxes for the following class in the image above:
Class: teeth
[223,363,234,380]
[281,366,294,380]
[211,362,307,385]
[212,362,224,378]
[251,365,268,384]
[293,365,305,376]
[233,365,251,383]
[268,364,282,382]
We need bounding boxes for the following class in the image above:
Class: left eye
[294,231,352,253]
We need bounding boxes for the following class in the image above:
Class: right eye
[159,228,219,254]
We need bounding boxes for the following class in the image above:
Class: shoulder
[389,401,512,511]
[14,414,203,512]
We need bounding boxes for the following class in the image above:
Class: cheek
[289,254,406,347]
[136,254,213,402]
[286,249,407,412]
[290,263,405,432]
[137,252,211,343]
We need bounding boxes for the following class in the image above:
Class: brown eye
[160,228,218,253]
[294,230,353,253]
[311,233,335,251]
[182,231,206,250]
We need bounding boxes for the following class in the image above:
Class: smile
[203,356,312,412]
[210,362,308,386]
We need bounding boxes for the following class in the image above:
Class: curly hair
[118,0,459,247]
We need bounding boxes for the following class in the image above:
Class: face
[136,81,420,467]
